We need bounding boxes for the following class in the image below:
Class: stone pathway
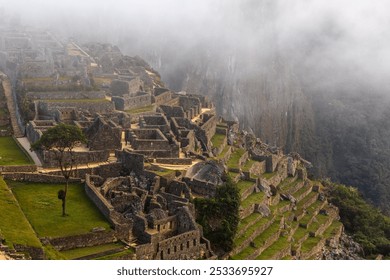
[0,72,23,137]
[15,137,42,167]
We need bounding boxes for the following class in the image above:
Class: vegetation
[125,105,155,114]
[9,181,111,237]
[194,176,240,252]
[31,123,86,216]
[61,243,123,259]
[326,182,390,257]
[0,137,33,165]
[227,148,245,168]
[0,178,41,248]
[210,133,226,149]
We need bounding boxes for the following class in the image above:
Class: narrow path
[15,137,42,167]
[0,72,23,137]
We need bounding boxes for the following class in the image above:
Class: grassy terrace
[232,219,281,259]
[292,225,308,242]
[9,181,111,238]
[280,178,302,193]
[44,99,109,103]
[150,168,176,177]
[242,159,256,172]
[323,221,343,239]
[0,137,33,165]
[61,242,124,259]
[241,191,266,209]
[227,148,245,169]
[234,216,272,248]
[94,248,134,260]
[216,145,230,160]
[256,236,289,260]
[210,133,226,149]
[293,182,311,198]
[262,172,276,180]
[237,180,255,196]
[237,213,261,232]
[125,105,155,114]
[0,178,41,248]
[307,213,330,233]
[296,192,318,209]
[301,236,322,253]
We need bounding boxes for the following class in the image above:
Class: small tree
[31,123,86,216]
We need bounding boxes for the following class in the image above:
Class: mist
[1,0,390,93]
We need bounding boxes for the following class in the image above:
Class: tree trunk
[62,179,68,216]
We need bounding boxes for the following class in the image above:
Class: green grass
[61,242,124,259]
[9,181,111,238]
[216,145,230,160]
[323,221,343,239]
[301,236,322,253]
[233,219,281,259]
[292,226,308,242]
[0,178,41,248]
[241,191,266,209]
[125,105,155,114]
[237,180,255,196]
[210,133,226,149]
[293,182,311,198]
[151,168,175,177]
[242,159,256,172]
[296,192,318,209]
[227,148,245,169]
[262,172,276,179]
[256,236,289,260]
[234,217,271,248]
[94,248,134,260]
[237,213,262,232]
[0,137,33,165]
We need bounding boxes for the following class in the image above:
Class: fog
[1,0,390,92]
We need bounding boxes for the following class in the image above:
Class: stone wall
[158,105,185,119]
[116,150,144,175]
[156,230,201,260]
[2,172,81,183]
[112,92,151,111]
[39,149,109,168]
[47,230,117,251]
[13,244,45,260]
[152,89,172,105]
[182,177,216,198]
[0,165,37,173]
[38,100,115,118]
[155,158,192,165]
[85,174,115,222]
[200,114,217,144]
[26,91,105,100]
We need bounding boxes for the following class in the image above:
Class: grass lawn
[227,148,245,169]
[61,242,124,259]
[242,159,256,172]
[216,145,230,160]
[241,191,266,209]
[125,105,155,114]
[9,181,111,238]
[262,172,276,180]
[210,133,226,149]
[237,180,255,196]
[0,178,41,248]
[0,137,32,165]
[94,248,134,260]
